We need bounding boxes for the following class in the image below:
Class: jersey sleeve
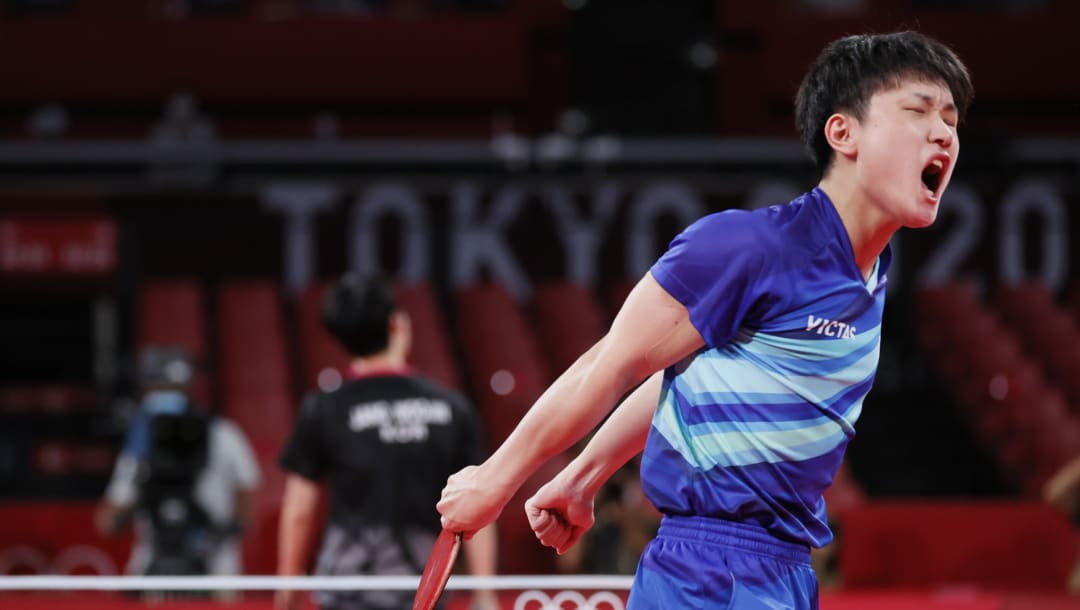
[649,210,768,347]
[278,391,327,482]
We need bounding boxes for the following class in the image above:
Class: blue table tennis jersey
[644,186,891,548]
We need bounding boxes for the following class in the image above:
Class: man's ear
[824,112,858,161]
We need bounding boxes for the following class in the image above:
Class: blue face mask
[143,390,189,415]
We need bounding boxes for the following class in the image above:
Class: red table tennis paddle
[412,529,463,610]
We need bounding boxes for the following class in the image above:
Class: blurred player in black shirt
[276,274,498,610]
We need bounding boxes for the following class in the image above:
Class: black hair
[321,273,395,357]
[795,31,974,177]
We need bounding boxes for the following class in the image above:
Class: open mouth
[921,157,946,197]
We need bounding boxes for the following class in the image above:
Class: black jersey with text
[280,372,486,535]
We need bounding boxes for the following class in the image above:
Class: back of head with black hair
[795,31,974,177]
[321,273,396,357]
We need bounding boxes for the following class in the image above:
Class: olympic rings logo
[513,590,625,610]
[0,545,118,576]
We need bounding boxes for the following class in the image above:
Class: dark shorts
[628,515,819,610]
[314,525,437,610]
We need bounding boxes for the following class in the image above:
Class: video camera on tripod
[137,406,214,575]
[126,347,223,576]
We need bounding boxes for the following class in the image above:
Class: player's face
[854,78,959,228]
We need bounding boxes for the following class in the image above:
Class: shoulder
[682,208,784,255]
[696,194,832,260]
[209,416,252,447]
[658,208,782,285]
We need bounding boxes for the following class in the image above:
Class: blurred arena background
[1,0,1079,609]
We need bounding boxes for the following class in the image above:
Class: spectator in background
[1044,455,1080,593]
[275,273,497,610]
[95,347,261,576]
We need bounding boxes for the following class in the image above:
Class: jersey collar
[810,186,893,289]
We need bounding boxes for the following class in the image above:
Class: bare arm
[275,474,322,610]
[277,474,321,575]
[526,371,663,554]
[234,486,258,535]
[462,523,497,576]
[462,524,499,610]
[1045,455,1080,515]
[438,273,703,534]
[96,454,140,536]
[556,371,662,499]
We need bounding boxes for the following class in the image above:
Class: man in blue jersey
[437,31,973,609]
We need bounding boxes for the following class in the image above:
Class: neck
[349,350,407,375]
[818,173,900,280]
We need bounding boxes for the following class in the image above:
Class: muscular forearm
[561,372,662,497]
[483,341,645,492]
[521,372,663,556]
[439,273,702,535]
[482,274,701,496]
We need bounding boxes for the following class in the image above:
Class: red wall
[840,501,1077,591]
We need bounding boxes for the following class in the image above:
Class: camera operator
[96,347,262,576]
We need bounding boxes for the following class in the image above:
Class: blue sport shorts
[627,515,818,610]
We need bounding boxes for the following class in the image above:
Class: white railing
[0,573,634,591]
